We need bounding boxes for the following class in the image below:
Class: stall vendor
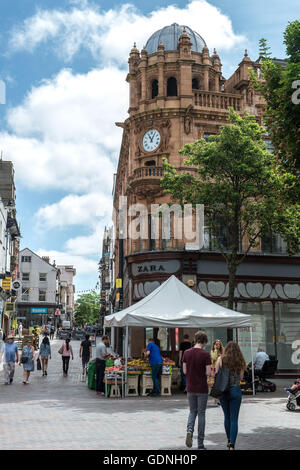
[95,335,110,395]
[145,339,163,397]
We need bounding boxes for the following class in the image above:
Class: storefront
[16,304,56,329]
[117,251,300,373]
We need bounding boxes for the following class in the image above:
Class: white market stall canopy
[104,275,252,329]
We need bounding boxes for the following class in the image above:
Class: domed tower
[113,23,243,325]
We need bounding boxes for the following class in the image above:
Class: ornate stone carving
[184,105,193,135]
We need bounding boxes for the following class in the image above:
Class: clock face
[142,129,161,152]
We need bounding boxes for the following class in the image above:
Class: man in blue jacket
[146,338,163,397]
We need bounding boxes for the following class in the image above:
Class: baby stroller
[286,389,300,412]
[242,359,278,393]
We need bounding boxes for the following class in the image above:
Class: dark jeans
[220,386,242,446]
[96,359,106,393]
[187,393,208,449]
[151,363,162,394]
[62,356,70,374]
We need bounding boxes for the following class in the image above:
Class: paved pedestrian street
[0,338,299,451]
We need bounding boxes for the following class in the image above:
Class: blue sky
[0,0,298,294]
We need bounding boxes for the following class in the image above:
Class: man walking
[95,335,110,395]
[182,331,211,450]
[80,334,92,379]
[3,336,19,385]
[146,338,163,397]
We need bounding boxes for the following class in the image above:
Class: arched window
[145,160,156,166]
[151,79,158,99]
[192,78,199,90]
[167,77,177,97]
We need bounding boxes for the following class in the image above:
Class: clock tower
[112,23,262,356]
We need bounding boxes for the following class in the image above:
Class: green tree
[258,38,272,58]
[74,290,101,326]
[162,109,300,315]
[252,21,300,172]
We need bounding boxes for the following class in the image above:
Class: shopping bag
[37,357,42,371]
[210,366,230,399]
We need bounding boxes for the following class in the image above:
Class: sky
[0,0,299,294]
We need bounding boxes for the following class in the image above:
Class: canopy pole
[250,326,255,396]
[125,324,129,398]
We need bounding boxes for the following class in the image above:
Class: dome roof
[145,23,206,55]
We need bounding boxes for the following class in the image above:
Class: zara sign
[132,260,180,276]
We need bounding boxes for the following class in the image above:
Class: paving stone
[0,338,299,450]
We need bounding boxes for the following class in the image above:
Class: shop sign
[291,340,300,365]
[2,277,11,290]
[30,307,48,314]
[132,260,180,277]
[116,278,122,289]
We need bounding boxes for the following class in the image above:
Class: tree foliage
[162,109,300,310]
[252,21,300,172]
[74,290,101,326]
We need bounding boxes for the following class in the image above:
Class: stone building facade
[112,24,300,372]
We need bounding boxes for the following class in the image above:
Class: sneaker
[186,432,193,448]
[4,382,9,385]
[198,446,207,450]
[9,378,13,384]
[45,371,47,376]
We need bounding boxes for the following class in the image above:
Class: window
[145,160,156,167]
[21,288,29,302]
[22,272,30,281]
[151,79,158,99]
[264,139,274,154]
[39,289,46,302]
[21,256,31,263]
[261,230,287,254]
[167,77,177,97]
[39,273,47,282]
[192,78,199,90]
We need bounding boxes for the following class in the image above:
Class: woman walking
[210,339,225,405]
[60,338,74,376]
[19,339,35,384]
[39,336,51,376]
[215,341,247,450]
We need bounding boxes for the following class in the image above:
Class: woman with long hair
[215,341,247,450]
[60,338,74,376]
[210,339,224,371]
[19,339,35,384]
[39,336,51,376]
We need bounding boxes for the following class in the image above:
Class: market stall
[104,275,254,397]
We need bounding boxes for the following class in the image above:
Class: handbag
[58,345,64,355]
[37,357,42,370]
[210,366,230,399]
[21,356,28,364]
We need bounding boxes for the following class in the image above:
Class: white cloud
[35,249,98,274]
[0,66,127,192]
[9,1,246,64]
[35,192,113,229]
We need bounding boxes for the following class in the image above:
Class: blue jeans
[151,363,162,394]
[187,393,208,448]
[220,386,242,446]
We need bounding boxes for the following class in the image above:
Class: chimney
[42,256,50,264]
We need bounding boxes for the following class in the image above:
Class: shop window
[151,79,158,99]
[167,77,177,97]
[275,303,300,370]
[192,78,199,89]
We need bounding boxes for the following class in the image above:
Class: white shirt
[253,351,269,370]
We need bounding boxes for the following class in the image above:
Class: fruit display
[105,356,174,375]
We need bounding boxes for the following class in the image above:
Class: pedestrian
[95,335,110,395]
[18,321,23,338]
[145,338,163,397]
[50,325,55,340]
[3,335,19,385]
[210,339,225,404]
[19,339,35,385]
[80,334,92,378]
[215,341,247,450]
[38,336,52,376]
[183,331,211,450]
[179,334,192,392]
[59,338,74,376]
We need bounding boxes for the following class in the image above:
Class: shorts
[82,357,90,368]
